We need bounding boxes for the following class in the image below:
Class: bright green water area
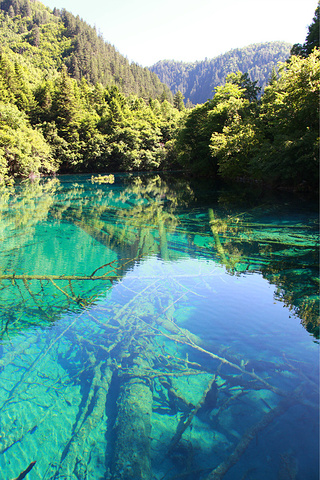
[0,173,318,480]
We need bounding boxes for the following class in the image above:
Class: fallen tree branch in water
[0,335,39,368]
[55,362,114,479]
[151,316,287,397]
[203,394,297,480]
[90,259,117,277]
[169,372,218,452]
[11,461,36,480]
[121,367,206,380]
[0,274,120,281]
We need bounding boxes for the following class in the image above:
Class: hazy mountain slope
[150,42,292,104]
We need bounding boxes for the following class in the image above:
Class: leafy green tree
[13,61,34,112]
[175,101,216,173]
[158,99,182,143]
[252,49,320,187]
[0,102,57,181]
[227,71,261,102]
[291,1,319,56]
[11,0,20,15]
[268,66,278,85]
[211,121,259,179]
[173,90,185,111]
[21,0,31,17]
[52,67,82,139]
[208,74,258,177]
[32,79,54,124]
[8,5,14,17]
[0,53,18,104]
[28,24,40,47]
[209,77,249,129]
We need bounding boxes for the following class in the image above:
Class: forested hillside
[150,42,292,105]
[174,45,319,190]
[0,0,173,100]
[0,0,318,192]
[0,50,182,179]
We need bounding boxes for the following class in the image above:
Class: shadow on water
[0,173,318,480]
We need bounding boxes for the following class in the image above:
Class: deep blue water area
[0,173,318,480]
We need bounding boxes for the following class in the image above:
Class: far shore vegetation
[0,0,319,191]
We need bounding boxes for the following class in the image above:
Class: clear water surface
[0,173,318,480]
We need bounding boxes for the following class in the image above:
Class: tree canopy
[0,48,183,181]
[174,49,319,190]
[291,1,319,57]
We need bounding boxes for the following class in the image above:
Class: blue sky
[43,0,318,66]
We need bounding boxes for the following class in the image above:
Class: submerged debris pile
[0,175,318,479]
[0,264,317,480]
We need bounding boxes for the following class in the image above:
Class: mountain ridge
[149,41,292,104]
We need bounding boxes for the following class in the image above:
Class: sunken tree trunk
[111,376,153,480]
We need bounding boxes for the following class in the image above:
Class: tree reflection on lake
[0,173,318,480]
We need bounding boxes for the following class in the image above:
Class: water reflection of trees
[0,175,318,480]
[0,175,318,340]
[204,197,319,339]
[0,174,195,338]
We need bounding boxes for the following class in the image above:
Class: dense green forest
[0,0,319,191]
[0,0,179,178]
[149,42,292,105]
[0,0,173,100]
[0,54,182,176]
[173,3,319,190]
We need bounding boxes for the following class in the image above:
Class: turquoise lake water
[0,173,318,480]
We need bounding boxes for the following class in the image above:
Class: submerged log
[56,363,114,479]
[169,374,217,452]
[155,315,205,347]
[11,461,36,480]
[112,377,153,480]
[0,274,119,281]
[203,395,296,480]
